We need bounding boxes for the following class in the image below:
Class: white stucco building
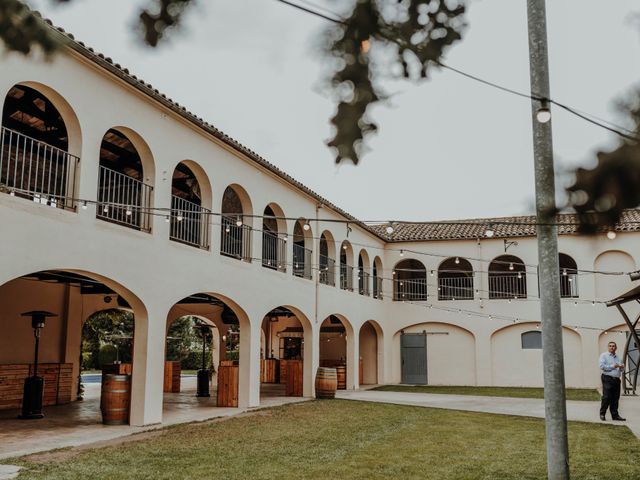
[1,21,639,427]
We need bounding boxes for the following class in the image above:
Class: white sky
[27,0,640,222]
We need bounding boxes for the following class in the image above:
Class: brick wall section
[0,363,73,410]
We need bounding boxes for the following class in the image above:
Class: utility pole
[526,1,570,479]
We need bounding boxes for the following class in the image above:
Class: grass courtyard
[372,385,601,401]
[12,400,639,480]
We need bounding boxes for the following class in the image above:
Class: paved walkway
[337,389,640,437]
[0,380,308,461]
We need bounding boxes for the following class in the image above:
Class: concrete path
[336,389,640,437]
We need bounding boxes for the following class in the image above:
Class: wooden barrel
[315,367,337,399]
[336,365,346,390]
[285,360,303,397]
[101,374,130,425]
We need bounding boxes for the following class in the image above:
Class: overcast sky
[28,0,640,222]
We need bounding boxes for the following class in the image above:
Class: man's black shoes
[612,415,626,421]
[600,414,606,421]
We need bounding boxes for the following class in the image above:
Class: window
[521,330,542,349]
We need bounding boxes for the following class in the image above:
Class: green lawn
[13,400,638,480]
[372,385,601,401]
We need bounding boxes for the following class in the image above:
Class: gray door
[401,332,427,384]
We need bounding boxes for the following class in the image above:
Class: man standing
[599,341,626,421]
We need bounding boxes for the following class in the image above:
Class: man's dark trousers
[600,374,621,417]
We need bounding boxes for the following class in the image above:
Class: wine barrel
[315,367,337,399]
[336,365,346,390]
[101,374,131,425]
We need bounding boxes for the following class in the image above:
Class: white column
[346,325,359,389]
[238,318,261,407]
[474,331,492,386]
[304,323,318,397]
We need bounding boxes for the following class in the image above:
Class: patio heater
[196,324,212,397]
[19,311,56,419]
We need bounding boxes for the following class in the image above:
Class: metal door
[401,332,427,384]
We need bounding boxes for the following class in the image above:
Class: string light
[400,249,404,257]
[236,219,243,227]
[177,211,184,222]
[607,230,617,240]
[165,215,170,223]
[455,257,460,264]
[303,221,310,231]
[103,205,109,213]
[509,263,514,271]
[81,201,88,210]
[385,222,394,235]
[125,205,132,216]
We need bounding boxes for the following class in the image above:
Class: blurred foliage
[0,0,66,55]
[81,309,134,370]
[166,316,199,362]
[566,88,640,232]
[324,0,466,164]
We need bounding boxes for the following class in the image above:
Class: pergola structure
[606,283,640,395]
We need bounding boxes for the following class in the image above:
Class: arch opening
[488,255,527,299]
[170,162,211,250]
[97,128,154,232]
[319,315,355,389]
[319,231,336,286]
[1,84,78,210]
[559,253,578,298]
[262,204,287,273]
[359,321,382,385]
[393,259,427,301]
[220,185,252,262]
[358,250,371,296]
[340,241,354,291]
[293,220,313,280]
[372,256,383,300]
[438,257,474,301]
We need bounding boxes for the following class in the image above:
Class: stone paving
[0,379,308,461]
[337,389,640,437]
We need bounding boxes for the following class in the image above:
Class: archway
[358,250,370,296]
[359,320,383,385]
[293,219,312,280]
[170,161,212,249]
[262,203,287,272]
[594,250,636,300]
[340,241,354,291]
[319,315,355,389]
[393,259,427,301]
[0,269,148,427]
[220,184,252,261]
[1,83,80,210]
[559,253,578,298]
[319,231,336,286]
[259,306,313,397]
[438,257,474,300]
[96,128,154,232]
[372,256,383,300]
[165,293,248,409]
[488,255,527,299]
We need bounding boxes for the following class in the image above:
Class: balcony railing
[96,166,153,232]
[393,278,428,301]
[293,243,312,280]
[488,274,527,299]
[359,270,370,296]
[170,195,210,249]
[319,255,335,286]
[220,215,252,262]
[373,276,383,300]
[438,276,474,300]
[262,231,286,272]
[0,126,79,210]
[340,264,354,291]
[560,272,578,298]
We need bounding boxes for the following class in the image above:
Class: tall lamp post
[19,311,56,419]
[196,324,212,397]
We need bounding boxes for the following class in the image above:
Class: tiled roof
[368,209,640,242]
[34,14,386,240]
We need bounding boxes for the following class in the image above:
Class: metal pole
[33,329,40,378]
[526,1,570,478]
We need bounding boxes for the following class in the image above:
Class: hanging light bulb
[455,257,460,264]
[236,218,243,227]
[400,249,404,257]
[535,99,552,123]
[165,215,170,223]
[484,226,494,238]
[591,301,596,306]
[385,222,394,235]
[392,271,396,276]
[562,268,567,276]
[574,301,578,306]
[343,244,347,250]
[9,189,15,196]
[303,221,310,231]
[225,225,230,233]
[606,230,617,240]
[177,211,184,222]
[430,270,434,277]
[125,205,132,216]
[103,205,109,213]
[517,272,522,279]
[81,201,88,210]
[509,263,514,271]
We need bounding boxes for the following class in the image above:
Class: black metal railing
[359,270,370,296]
[340,264,354,291]
[438,276,474,300]
[170,195,210,249]
[488,273,527,299]
[373,276,383,300]
[393,278,428,301]
[96,165,153,232]
[293,243,312,279]
[560,272,578,298]
[319,255,335,286]
[220,215,252,261]
[262,231,287,272]
[0,126,79,210]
